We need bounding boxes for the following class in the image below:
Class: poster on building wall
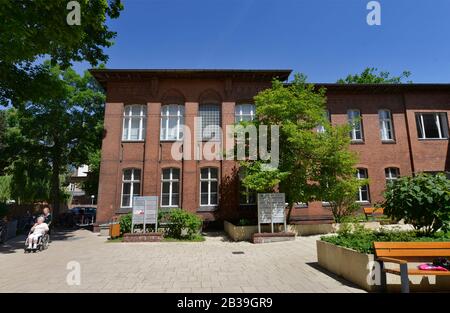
[257,193,286,233]
[132,196,159,233]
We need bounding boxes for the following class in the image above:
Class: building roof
[90,69,293,89]
[310,83,450,93]
[90,69,450,93]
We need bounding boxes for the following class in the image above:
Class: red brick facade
[91,70,450,224]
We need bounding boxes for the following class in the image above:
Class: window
[379,109,394,141]
[356,168,369,202]
[416,112,449,139]
[239,169,256,205]
[161,168,180,207]
[348,109,363,141]
[122,105,146,141]
[198,104,221,141]
[385,167,400,184]
[317,110,330,133]
[121,169,141,208]
[235,104,256,122]
[200,168,218,206]
[160,104,184,141]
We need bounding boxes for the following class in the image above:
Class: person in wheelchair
[25,216,49,251]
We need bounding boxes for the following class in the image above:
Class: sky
[72,0,450,83]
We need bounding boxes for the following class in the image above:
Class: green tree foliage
[240,74,362,222]
[383,173,450,234]
[0,0,123,105]
[81,149,102,197]
[2,63,105,213]
[337,67,411,84]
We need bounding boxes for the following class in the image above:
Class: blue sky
[73,0,450,83]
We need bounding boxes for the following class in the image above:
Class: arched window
[160,104,184,141]
[198,104,221,141]
[121,168,141,208]
[122,105,147,141]
[161,168,180,207]
[200,167,218,206]
[235,104,256,122]
[356,168,369,202]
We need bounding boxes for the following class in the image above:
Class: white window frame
[121,168,141,208]
[122,105,147,141]
[379,109,395,141]
[160,168,180,207]
[160,104,184,141]
[356,168,369,202]
[348,109,363,141]
[235,104,256,123]
[385,167,400,184]
[416,112,449,139]
[198,104,221,142]
[200,168,218,206]
[317,110,330,133]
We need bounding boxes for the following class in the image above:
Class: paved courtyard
[0,229,365,293]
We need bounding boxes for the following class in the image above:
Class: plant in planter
[164,209,203,240]
[119,212,132,235]
[383,173,450,235]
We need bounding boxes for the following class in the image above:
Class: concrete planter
[252,232,296,244]
[317,240,450,292]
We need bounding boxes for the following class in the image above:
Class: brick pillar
[97,102,123,224]
[220,101,238,221]
[182,102,199,213]
[142,102,161,197]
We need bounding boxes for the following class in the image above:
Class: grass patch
[162,234,205,242]
[106,236,123,243]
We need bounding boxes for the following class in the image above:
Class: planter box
[123,232,163,242]
[98,223,110,236]
[252,232,296,244]
[224,221,287,241]
[317,240,450,292]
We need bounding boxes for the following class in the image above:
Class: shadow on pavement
[0,228,79,254]
[306,262,365,291]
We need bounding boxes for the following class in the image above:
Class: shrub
[165,209,202,239]
[322,224,450,254]
[119,212,132,235]
[383,173,450,234]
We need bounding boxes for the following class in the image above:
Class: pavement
[0,229,365,293]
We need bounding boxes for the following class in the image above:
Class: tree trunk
[50,144,61,220]
[286,202,294,224]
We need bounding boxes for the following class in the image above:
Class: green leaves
[383,173,450,234]
[337,67,412,84]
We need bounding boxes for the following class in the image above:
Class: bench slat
[376,249,450,257]
[374,242,450,249]
[385,268,450,276]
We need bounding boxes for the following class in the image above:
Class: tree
[81,149,102,198]
[240,74,361,222]
[337,67,411,84]
[0,110,6,174]
[0,0,123,106]
[383,173,450,234]
[2,62,105,215]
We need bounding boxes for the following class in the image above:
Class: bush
[164,209,202,239]
[383,173,450,234]
[119,212,132,235]
[321,224,450,254]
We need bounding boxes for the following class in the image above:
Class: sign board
[131,196,158,233]
[257,193,286,233]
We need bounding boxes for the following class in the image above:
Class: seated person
[43,207,52,226]
[27,216,49,249]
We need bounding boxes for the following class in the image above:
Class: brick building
[90,69,450,225]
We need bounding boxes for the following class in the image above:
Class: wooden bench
[364,207,384,220]
[374,242,450,293]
